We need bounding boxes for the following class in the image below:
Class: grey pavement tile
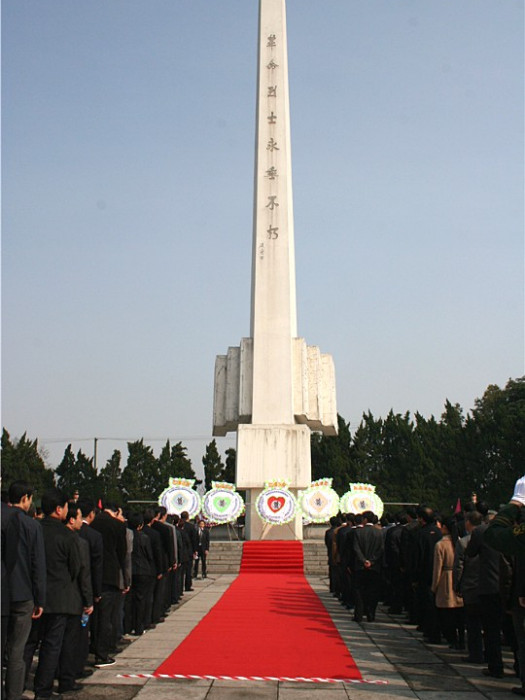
[414,694,487,700]
[278,686,348,698]
[206,683,278,699]
[135,681,211,700]
[345,682,417,699]
[61,684,143,700]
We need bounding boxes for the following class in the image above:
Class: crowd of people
[324,476,525,697]
[1,481,211,700]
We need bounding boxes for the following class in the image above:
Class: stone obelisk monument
[213,0,337,540]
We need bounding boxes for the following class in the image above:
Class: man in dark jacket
[3,481,46,700]
[178,513,196,592]
[57,503,93,693]
[76,499,103,678]
[485,476,525,696]
[90,502,127,667]
[193,520,210,579]
[142,509,165,625]
[152,507,175,614]
[352,511,384,622]
[126,512,155,636]
[23,488,80,700]
[466,513,504,677]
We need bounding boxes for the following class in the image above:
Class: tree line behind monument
[3,376,523,514]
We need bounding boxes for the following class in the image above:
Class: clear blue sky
[3,0,523,480]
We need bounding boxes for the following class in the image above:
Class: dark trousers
[512,605,525,687]
[193,550,207,577]
[464,601,483,662]
[130,575,154,635]
[24,613,68,699]
[354,569,381,621]
[5,600,34,700]
[152,576,167,623]
[437,607,465,647]
[92,586,120,661]
[57,615,81,690]
[417,584,441,642]
[183,560,193,591]
[479,593,503,673]
[175,565,184,602]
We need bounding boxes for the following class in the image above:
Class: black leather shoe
[57,683,82,693]
[482,668,504,678]
[77,669,94,678]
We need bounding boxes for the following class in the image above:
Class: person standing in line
[485,476,525,697]
[125,512,155,637]
[142,509,164,626]
[193,520,210,579]
[352,511,384,623]
[76,499,103,679]
[3,481,46,700]
[177,515,195,593]
[171,515,184,603]
[453,509,483,664]
[89,502,127,667]
[466,506,505,678]
[431,516,464,649]
[56,503,93,693]
[23,488,80,700]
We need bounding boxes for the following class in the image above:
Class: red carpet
[153,541,363,682]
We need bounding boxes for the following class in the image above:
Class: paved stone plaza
[25,573,521,700]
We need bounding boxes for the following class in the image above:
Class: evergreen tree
[1,429,55,500]
[158,440,198,484]
[75,449,99,502]
[470,377,525,505]
[55,444,78,498]
[202,439,224,491]
[311,414,353,494]
[121,439,159,502]
[99,450,122,505]
[222,447,236,483]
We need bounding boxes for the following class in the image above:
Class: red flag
[454,498,462,514]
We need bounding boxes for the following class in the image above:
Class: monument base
[235,423,311,541]
[245,488,303,540]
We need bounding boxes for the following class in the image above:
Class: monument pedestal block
[245,488,303,540]
[236,424,310,540]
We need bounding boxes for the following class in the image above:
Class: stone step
[206,540,328,576]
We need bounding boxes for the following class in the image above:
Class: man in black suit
[3,481,46,700]
[142,509,165,625]
[193,520,210,579]
[90,502,128,667]
[23,488,81,700]
[152,507,175,614]
[56,503,93,693]
[352,510,384,623]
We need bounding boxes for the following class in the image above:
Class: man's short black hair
[143,508,156,525]
[104,501,120,513]
[76,498,95,518]
[66,502,79,523]
[8,480,34,505]
[128,512,144,530]
[41,488,67,516]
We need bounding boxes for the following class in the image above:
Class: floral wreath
[339,482,384,518]
[298,478,340,523]
[202,482,245,524]
[255,479,297,525]
[158,477,202,517]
